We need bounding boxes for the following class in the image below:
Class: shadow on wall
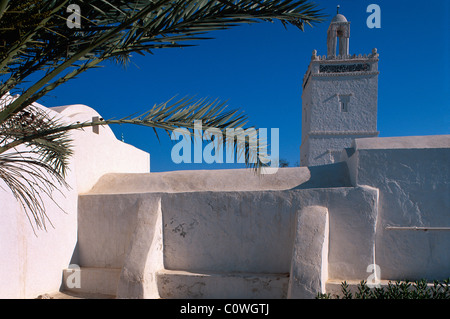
[293,162,352,190]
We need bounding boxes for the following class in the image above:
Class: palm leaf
[0,0,325,121]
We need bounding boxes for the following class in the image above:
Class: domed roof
[331,13,348,23]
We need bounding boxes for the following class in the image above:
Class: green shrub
[316,278,450,299]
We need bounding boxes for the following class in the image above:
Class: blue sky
[41,0,450,172]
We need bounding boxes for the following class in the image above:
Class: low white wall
[161,190,298,274]
[77,183,378,288]
[162,186,377,280]
[345,135,450,281]
[88,163,351,194]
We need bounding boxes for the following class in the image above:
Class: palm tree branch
[0,0,173,122]
[0,0,325,122]
[0,96,269,169]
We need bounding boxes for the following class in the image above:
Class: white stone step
[156,269,289,299]
[61,267,120,298]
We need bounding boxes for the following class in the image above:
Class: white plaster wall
[115,196,164,299]
[78,182,378,283]
[0,97,150,298]
[301,90,312,146]
[156,270,289,299]
[300,138,309,166]
[303,135,359,166]
[308,73,378,132]
[288,206,329,298]
[161,191,298,274]
[88,166,350,194]
[0,185,25,298]
[0,149,78,299]
[300,58,379,167]
[77,193,143,268]
[345,135,450,281]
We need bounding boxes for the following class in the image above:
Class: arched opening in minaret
[336,30,343,55]
[336,29,347,56]
[336,35,341,56]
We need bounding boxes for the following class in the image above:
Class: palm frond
[0,104,74,177]
[2,96,270,170]
[0,0,325,121]
[0,103,73,232]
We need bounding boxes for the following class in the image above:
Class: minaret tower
[300,7,380,166]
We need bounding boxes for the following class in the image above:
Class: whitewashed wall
[50,104,150,194]
[300,54,379,167]
[344,135,450,281]
[0,154,78,298]
[0,101,150,298]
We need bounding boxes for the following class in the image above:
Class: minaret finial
[337,5,340,14]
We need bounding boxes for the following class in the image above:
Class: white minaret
[300,8,380,167]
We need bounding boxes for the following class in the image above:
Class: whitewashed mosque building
[0,12,449,299]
